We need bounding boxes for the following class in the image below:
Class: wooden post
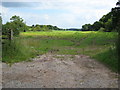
[8,29,13,40]
[10,29,13,40]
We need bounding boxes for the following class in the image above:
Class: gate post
[8,29,13,40]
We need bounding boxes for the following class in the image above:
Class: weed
[3,31,118,72]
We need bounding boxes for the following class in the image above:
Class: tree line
[81,11,116,32]
[1,15,65,39]
[1,1,120,38]
[81,0,120,32]
[29,24,63,31]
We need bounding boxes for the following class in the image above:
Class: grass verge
[92,48,118,72]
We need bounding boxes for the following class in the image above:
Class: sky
[0,0,117,29]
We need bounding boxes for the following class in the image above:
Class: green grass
[93,48,118,72]
[2,39,36,64]
[2,31,118,72]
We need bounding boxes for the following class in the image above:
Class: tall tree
[0,16,2,36]
[2,15,28,37]
[111,0,120,73]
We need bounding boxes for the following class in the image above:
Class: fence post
[8,29,13,40]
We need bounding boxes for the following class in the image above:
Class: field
[2,31,118,72]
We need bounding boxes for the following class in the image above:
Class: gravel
[2,53,119,88]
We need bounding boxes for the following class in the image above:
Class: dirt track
[2,53,118,88]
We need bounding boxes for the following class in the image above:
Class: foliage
[2,39,36,64]
[0,16,1,22]
[2,15,28,37]
[93,48,118,72]
[111,8,120,32]
[98,27,105,32]
[30,24,62,31]
[111,1,120,73]
[92,21,103,31]
[0,16,2,35]
[3,31,117,70]
[81,12,114,32]
[81,24,92,31]
[2,22,20,36]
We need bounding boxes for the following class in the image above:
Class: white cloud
[1,0,118,28]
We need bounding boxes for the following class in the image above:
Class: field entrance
[2,31,118,88]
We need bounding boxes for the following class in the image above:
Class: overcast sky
[1,0,117,29]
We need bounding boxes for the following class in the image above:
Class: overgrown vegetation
[111,1,120,73]
[2,39,36,64]
[2,31,118,72]
[93,48,118,72]
[0,15,2,61]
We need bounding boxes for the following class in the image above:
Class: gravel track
[2,53,118,88]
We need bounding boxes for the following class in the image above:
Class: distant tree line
[65,28,80,31]
[2,15,65,39]
[2,1,120,39]
[29,24,64,31]
[81,12,114,32]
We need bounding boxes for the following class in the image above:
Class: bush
[98,27,105,32]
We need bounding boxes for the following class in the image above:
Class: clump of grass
[93,47,118,72]
[2,39,37,64]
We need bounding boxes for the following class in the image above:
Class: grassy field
[2,31,118,72]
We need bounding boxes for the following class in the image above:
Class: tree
[111,0,120,73]
[99,12,112,23]
[99,27,105,32]
[111,8,120,32]
[104,18,112,32]
[0,16,2,24]
[92,21,103,31]
[2,15,28,37]
[82,24,92,31]
[0,16,2,36]
[98,12,114,32]
[47,25,53,30]
[33,25,41,31]
[30,24,61,31]
[42,25,48,31]
[10,15,23,22]
[81,11,115,32]
[116,0,120,6]
[10,15,28,32]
